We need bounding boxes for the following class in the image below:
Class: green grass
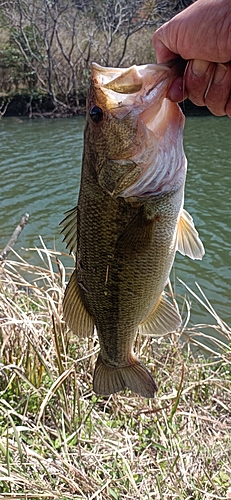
[0,243,231,499]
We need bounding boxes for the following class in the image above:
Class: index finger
[153,35,178,64]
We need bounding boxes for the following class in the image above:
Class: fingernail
[192,59,210,76]
[213,63,227,83]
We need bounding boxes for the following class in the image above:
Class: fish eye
[89,106,103,123]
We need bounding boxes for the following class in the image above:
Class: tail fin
[93,354,157,398]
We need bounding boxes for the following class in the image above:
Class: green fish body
[62,62,204,398]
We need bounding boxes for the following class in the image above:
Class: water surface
[0,115,230,329]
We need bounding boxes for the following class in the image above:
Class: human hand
[153,0,231,117]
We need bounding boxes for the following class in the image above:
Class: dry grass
[0,242,231,500]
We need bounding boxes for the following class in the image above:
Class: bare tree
[77,0,158,67]
[155,0,195,23]
[0,0,195,115]
[1,0,86,112]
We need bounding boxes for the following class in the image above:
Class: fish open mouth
[91,61,179,134]
[91,62,186,198]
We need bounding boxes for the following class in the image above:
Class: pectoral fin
[177,209,205,260]
[116,206,155,254]
[63,269,94,337]
[60,206,77,254]
[139,294,181,336]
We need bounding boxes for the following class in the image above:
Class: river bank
[0,247,230,499]
[0,92,86,118]
[0,92,212,118]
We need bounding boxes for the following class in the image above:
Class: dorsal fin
[63,269,94,337]
[177,209,205,260]
[60,206,77,254]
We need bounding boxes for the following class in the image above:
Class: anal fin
[63,269,94,337]
[139,293,181,336]
[177,208,205,260]
[93,354,157,398]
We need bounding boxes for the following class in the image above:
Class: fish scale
[61,61,204,398]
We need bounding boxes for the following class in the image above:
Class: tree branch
[0,213,29,261]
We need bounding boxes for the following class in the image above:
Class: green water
[1,115,230,328]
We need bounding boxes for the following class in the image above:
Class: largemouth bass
[62,61,204,398]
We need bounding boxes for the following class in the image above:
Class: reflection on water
[0,115,230,329]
